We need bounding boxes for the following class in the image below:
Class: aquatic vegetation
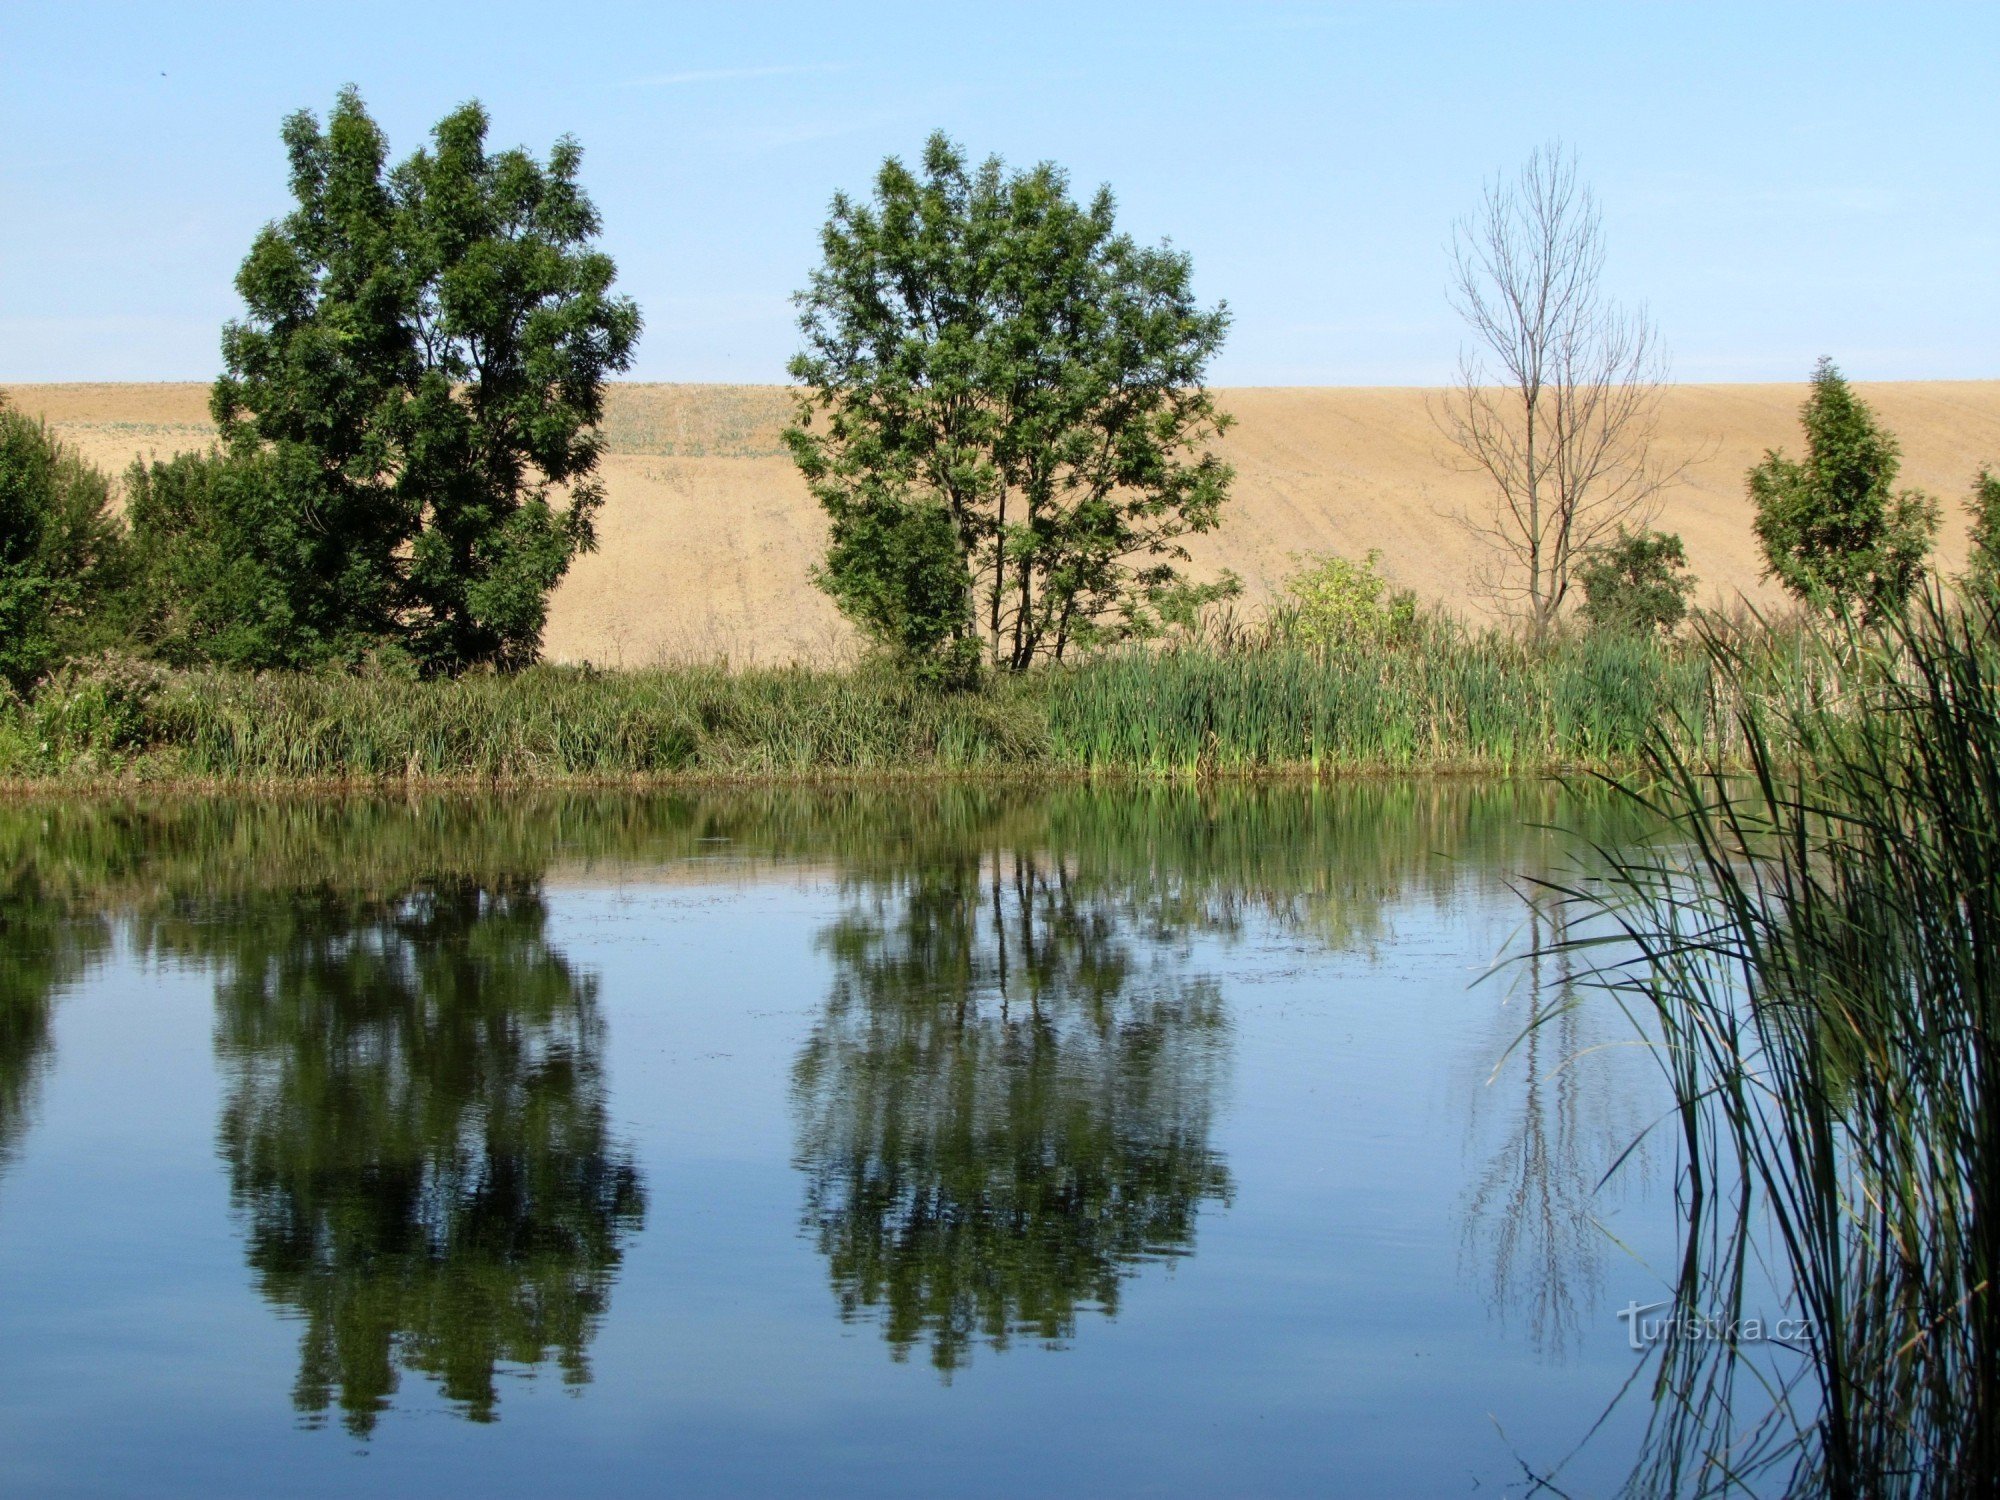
[0,621,1820,784]
[1042,624,1729,774]
[1558,586,2000,1496]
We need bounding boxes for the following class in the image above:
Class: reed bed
[0,661,1048,783]
[1043,626,1731,773]
[1553,586,2000,1496]
[0,622,1810,786]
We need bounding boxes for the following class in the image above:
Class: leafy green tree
[1575,527,1697,635]
[817,496,980,685]
[210,87,640,672]
[1964,466,2000,593]
[0,399,128,690]
[1748,359,1938,619]
[788,132,1234,678]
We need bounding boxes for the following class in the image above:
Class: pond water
[0,783,1682,1497]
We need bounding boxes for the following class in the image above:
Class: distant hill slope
[8,381,1997,665]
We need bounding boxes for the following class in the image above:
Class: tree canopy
[208,87,640,672]
[1748,359,1938,619]
[787,133,1235,680]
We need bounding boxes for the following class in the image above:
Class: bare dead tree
[1436,145,1682,636]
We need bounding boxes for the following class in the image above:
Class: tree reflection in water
[0,783,1657,1407]
[0,876,109,1184]
[1459,891,1653,1360]
[793,851,1233,1375]
[203,878,644,1434]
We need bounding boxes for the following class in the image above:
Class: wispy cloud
[620,62,849,89]
[718,115,897,153]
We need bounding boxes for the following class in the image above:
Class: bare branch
[1435,143,1682,635]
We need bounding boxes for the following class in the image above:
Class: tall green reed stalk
[1045,622,1722,774]
[0,661,1050,782]
[0,616,1807,784]
[1554,585,2000,1496]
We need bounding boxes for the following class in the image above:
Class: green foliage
[1043,627,1729,774]
[0,399,128,691]
[1118,571,1246,646]
[813,495,983,687]
[788,131,1233,675]
[1965,465,2000,592]
[125,447,392,668]
[1575,527,1697,635]
[27,653,168,770]
[1269,549,1419,647]
[1562,586,2000,1492]
[1748,358,1939,619]
[0,624,1832,784]
[212,87,640,673]
[8,661,1043,782]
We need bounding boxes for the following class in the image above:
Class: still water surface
[0,784,1677,1497]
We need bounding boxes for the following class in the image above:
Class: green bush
[0,399,128,692]
[1965,466,2000,593]
[811,497,984,689]
[0,651,167,777]
[1268,550,1419,648]
[124,447,396,670]
[1576,527,1697,635]
[32,653,168,766]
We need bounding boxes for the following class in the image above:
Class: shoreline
[0,759,1621,801]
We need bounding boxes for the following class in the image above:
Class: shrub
[9,652,169,773]
[812,497,984,689]
[0,399,129,692]
[1576,527,1696,635]
[124,447,392,670]
[1965,466,2000,593]
[1269,550,1419,648]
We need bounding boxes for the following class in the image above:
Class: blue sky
[2,1,1994,385]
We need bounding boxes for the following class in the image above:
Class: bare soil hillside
[8,380,1998,665]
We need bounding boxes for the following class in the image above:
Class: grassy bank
[0,626,1795,789]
